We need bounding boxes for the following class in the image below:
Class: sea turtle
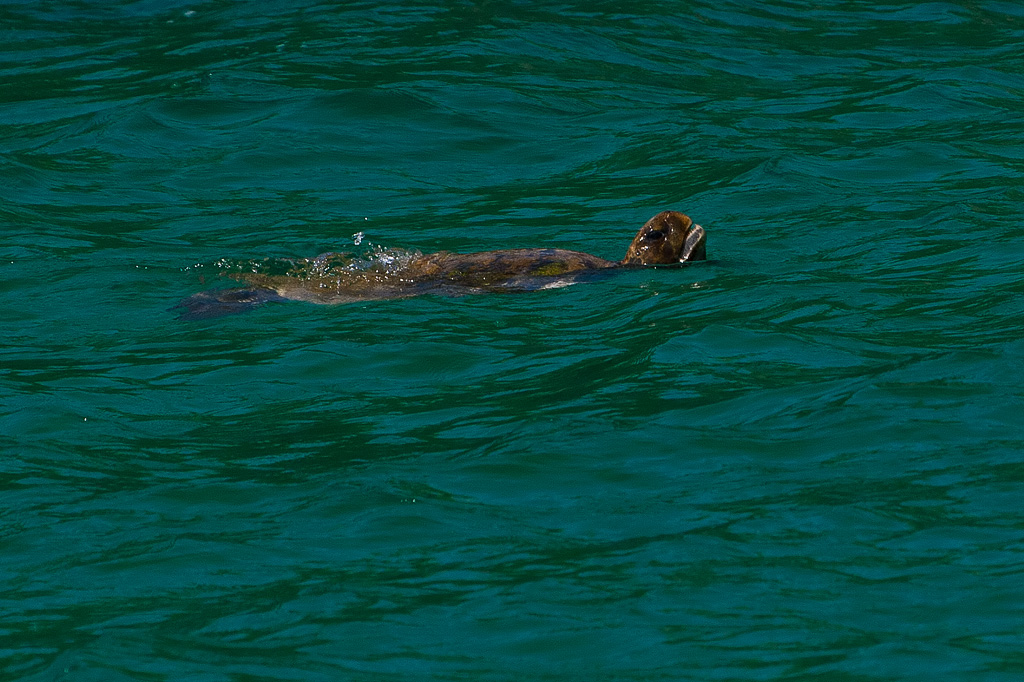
[173,210,706,320]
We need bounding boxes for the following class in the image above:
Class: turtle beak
[679,223,706,262]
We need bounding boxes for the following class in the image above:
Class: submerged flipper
[172,288,287,321]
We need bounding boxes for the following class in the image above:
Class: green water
[3,1,1024,679]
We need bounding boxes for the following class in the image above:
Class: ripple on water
[4,0,1024,679]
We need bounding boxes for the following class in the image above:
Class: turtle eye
[644,230,665,241]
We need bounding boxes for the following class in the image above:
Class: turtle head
[620,211,706,265]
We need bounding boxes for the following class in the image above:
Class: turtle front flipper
[172,287,287,321]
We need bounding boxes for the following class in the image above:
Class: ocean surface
[3,1,1023,679]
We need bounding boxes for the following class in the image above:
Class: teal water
[3,1,1024,679]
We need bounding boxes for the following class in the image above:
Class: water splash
[205,238,425,284]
